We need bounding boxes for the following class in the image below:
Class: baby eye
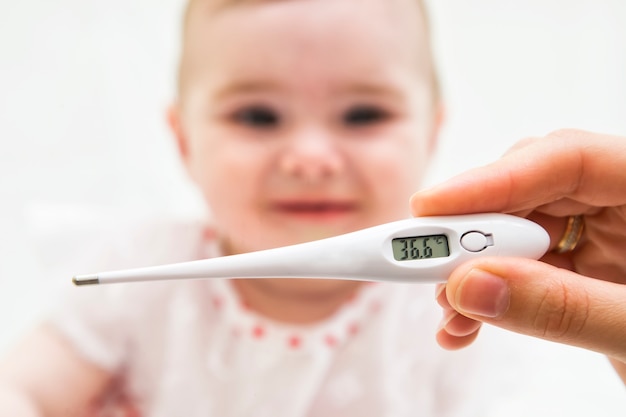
[343,106,389,127]
[232,106,280,128]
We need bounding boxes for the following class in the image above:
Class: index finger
[411,130,626,216]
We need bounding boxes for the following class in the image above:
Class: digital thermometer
[72,213,550,286]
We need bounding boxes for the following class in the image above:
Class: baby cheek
[204,151,263,208]
[368,140,426,185]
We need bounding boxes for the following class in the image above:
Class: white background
[0,0,624,413]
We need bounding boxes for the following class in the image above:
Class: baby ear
[166,103,189,161]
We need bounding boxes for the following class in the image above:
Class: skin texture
[410,129,626,384]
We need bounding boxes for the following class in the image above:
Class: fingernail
[456,268,510,318]
[409,188,437,215]
[437,310,458,332]
[435,284,452,309]
[435,284,446,299]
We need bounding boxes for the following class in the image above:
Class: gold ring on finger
[555,215,585,253]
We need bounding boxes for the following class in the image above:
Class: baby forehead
[183,0,428,34]
[178,0,436,99]
[182,0,431,66]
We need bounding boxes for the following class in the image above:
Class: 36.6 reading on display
[391,235,450,261]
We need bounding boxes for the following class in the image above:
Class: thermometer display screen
[392,235,450,261]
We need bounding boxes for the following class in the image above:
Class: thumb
[446,257,626,362]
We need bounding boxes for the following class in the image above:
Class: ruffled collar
[199,227,387,353]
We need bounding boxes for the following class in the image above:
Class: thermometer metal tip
[73,274,100,286]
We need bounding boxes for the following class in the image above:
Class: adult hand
[410,129,626,383]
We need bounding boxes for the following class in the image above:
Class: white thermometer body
[73,213,550,286]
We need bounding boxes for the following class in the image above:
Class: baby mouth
[272,201,358,216]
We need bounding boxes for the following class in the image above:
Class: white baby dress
[48,214,499,417]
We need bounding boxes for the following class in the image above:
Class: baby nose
[278,128,344,181]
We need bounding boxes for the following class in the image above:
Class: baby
[170,0,441,325]
[0,0,495,416]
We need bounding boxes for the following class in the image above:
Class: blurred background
[0,0,624,413]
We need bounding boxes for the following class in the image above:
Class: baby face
[171,0,440,255]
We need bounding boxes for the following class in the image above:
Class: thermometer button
[460,231,493,252]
